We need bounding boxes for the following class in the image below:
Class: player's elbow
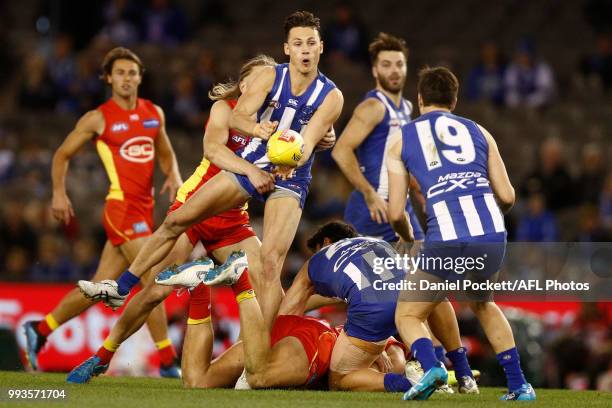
[388,206,405,225]
[203,144,218,162]
[330,144,344,162]
[53,147,70,164]
[497,187,515,213]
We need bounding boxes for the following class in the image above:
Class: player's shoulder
[206,99,235,125]
[255,65,278,85]
[138,98,160,113]
[75,109,105,136]
[80,108,105,126]
[475,122,494,144]
[317,70,338,89]
[355,96,386,122]
[211,99,234,114]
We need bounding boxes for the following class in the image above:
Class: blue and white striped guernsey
[400,110,506,242]
[239,63,337,186]
[344,89,424,241]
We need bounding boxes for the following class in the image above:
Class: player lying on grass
[77,11,343,334]
[158,221,478,393]
[157,255,410,390]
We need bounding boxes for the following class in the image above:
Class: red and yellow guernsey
[96,98,160,203]
[175,99,250,217]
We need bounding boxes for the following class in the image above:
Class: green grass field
[0,371,610,407]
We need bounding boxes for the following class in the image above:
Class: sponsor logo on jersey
[119,136,155,163]
[231,134,249,146]
[132,221,150,233]
[298,106,315,125]
[426,172,490,198]
[288,98,298,107]
[129,114,140,121]
[111,122,129,133]
[142,119,160,128]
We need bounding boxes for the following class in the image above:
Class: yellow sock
[102,338,120,352]
[155,338,172,350]
[45,314,60,331]
[236,289,256,304]
[187,316,211,325]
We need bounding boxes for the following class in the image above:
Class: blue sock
[116,270,140,296]
[410,338,439,371]
[434,346,446,364]
[384,373,411,392]
[446,347,472,379]
[496,347,527,391]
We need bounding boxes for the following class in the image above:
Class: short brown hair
[417,66,459,109]
[284,11,321,40]
[368,32,408,63]
[100,47,144,80]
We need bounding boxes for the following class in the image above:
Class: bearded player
[23,47,183,377]
[333,33,478,394]
[78,11,343,332]
[66,55,279,384]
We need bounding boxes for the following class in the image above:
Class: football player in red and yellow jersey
[24,47,185,377]
[66,55,278,384]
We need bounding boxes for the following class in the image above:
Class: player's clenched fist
[253,121,278,140]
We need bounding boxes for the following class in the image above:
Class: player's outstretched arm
[478,125,515,213]
[230,66,277,139]
[386,131,414,242]
[51,110,104,224]
[154,105,183,202]
[298,88,344,167]
[278,261,315,316]
[204,101,274,194]
[332,98,387,223]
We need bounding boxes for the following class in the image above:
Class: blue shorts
[419,233,507,281]
[344,191,424,242]
[345,300,398,342]
[231,173,309,209]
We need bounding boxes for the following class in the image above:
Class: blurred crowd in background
[0,0,610,390]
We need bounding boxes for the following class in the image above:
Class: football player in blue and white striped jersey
[387,66,535,401]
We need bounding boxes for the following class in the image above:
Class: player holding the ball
[78,10,343,331]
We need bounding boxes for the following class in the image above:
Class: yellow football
[266,129,304,167]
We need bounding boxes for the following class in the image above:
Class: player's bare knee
[141,286,167,308]
[161,214,187,238]
[260,247,284,282]
[469,301,489,315]
[328,371,346,391]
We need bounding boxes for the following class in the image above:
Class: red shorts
[103,198,154,246]
[271,315,338,386]
[386,336,408,357]
[168,201,255,253]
